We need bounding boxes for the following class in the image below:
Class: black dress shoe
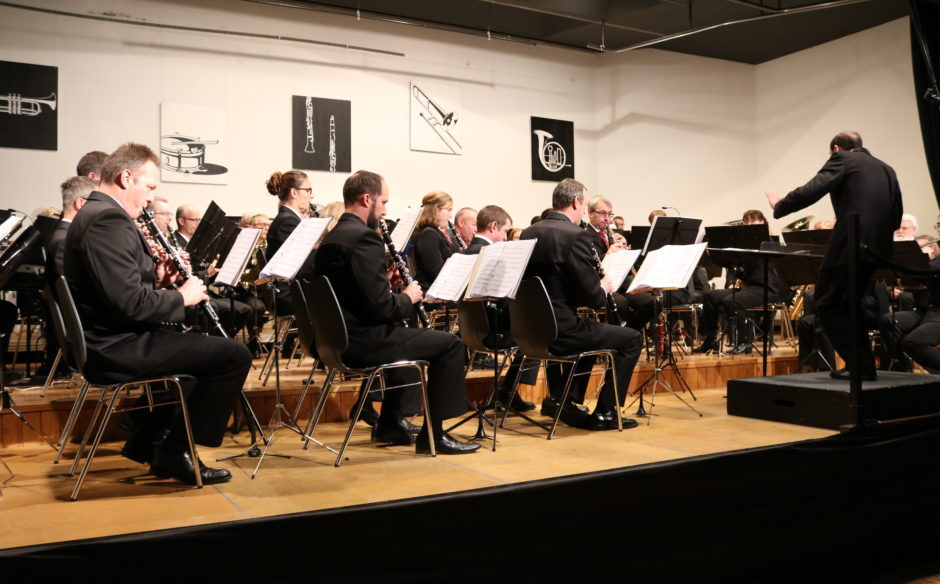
[692,338,717,354]
[415,431,481,455]
[150,450,232,485]
[496,390,536,412]
[577,410,639,431]
[730,343,753,355]
[352,404,380,427]
[371,417,418,445]
[540,396,588,417]
[829,368,877,381]
[121,436,156,465]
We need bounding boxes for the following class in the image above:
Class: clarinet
[447,220,467,252]
[139,209,229,338]
[379,219,430,328]
[590,242,625,327]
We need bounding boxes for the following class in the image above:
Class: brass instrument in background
[788,285,807,321]
[783,215,814,232]
[724,219,745,226]
[1,92,57,116]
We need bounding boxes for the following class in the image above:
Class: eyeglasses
[181,217,201,222]
[591,210,614,217]
[154,211,172,217]
[294,187,313,194]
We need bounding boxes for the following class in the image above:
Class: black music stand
[628,217,703,421]
[0,225,56,458]
[768,243,827,370]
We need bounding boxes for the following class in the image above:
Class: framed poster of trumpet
[530,116,574,182]
[291,95,351,173]
[0,59,58,151]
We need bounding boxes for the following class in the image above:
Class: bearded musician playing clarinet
[64,143,251,484]
[312,170,479,455]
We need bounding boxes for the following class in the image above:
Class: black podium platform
[727,371,940,429]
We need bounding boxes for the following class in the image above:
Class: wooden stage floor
[0,365,834,550]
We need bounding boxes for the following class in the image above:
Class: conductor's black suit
[313,213,466,425]
[521,212,642,413]
[64,191,250,448]
[773,147,903,375]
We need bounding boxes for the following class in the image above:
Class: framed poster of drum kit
[159,102,229,184]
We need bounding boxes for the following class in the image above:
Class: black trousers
[895,308,940,373]
[700,286,768,342]
[797,314,836,371]
[346,326,467,426]
[127,334,251,449]
[545,319,643,412]
[815,263,878,375]
[613,292,656,330]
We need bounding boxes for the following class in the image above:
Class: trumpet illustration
[1,92,57,116]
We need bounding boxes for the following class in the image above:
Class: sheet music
[466,239,537,299]
[0,216,23,243]
[214,228,261,287]
[628,243,706,292]
[425,253,478,302]
[259,217,331,281]
[389,207,422,253]
[601,249,641,291]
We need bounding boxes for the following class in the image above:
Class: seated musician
[411,191,459,292]
[463,205,536,411]
[313,170,479,454]
[585,195,655,330]
[693,209,785,355]
[454,207,477,249]
[521,179,641,431]
[64,142,250,484]
[265,170,316,316]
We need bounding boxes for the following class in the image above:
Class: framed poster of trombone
[0,59,57,151]
[410,81,462,155]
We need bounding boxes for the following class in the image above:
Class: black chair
[288,279,320,423]
[450,299,519,451]
[299,276,435,465]
[504,277,621,440]
[53,276,201,500]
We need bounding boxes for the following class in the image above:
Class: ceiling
[245,0,910,64]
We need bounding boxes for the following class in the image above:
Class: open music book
[258,217,332,282]
[627,243,706,292]
[601,249,641,291]
[424,239,537,301]
[213,228,262,287]
[389,207,422,253]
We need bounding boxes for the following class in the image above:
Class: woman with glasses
[265,169,313,316]
[410,191,459,293]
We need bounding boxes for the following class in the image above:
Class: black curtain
[910,0,940,207]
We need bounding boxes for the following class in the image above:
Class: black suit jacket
[773,148,903,269]
[521,212,605,332]
[463,235,489,256]
[64,191,194,378]
[412,226,456,291]
[314,213,413,347]
[44,219,69,285]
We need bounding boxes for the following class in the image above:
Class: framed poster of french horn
[530,116,574,182]
[0,59,58,151]
[291,95,351,173]
[160,102,229,185]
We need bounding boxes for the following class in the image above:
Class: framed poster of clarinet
[0,60,58,151]
[530,116,574,182]
[291,95,351,173]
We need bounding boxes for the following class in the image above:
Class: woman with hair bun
[411,191,458,292]
[265,169,313,315]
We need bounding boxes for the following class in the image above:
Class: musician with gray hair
[64,142,250,484]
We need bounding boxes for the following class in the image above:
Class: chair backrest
[290,278,318,359]
[53,275,87,374]
[458,300,490,353]
[508,277,558,358]
[303,276,349,370]
[43,284,76,373]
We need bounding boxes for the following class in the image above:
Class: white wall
[756,18,935,234]
[0,1,933,237]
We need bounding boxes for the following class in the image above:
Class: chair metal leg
[54,380,90,464]
[40,349,63,397]
[417,364,434,457]
[335,369,381,466]
[170,378,202,488]
[70,388,121,500]
[302,368,337,451]
[549,359,580,440]
[291,359,320,423]
[68,386,108,476]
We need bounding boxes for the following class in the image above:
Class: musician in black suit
[585,195,656,330]
[462,205,536,411]
[265,170,314,316]
[521,179,641,431]
[64,143,250,484]
[693,210,784,355]
[313,170,479,454]
[411,191,459,292]
[766,131,903,380]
